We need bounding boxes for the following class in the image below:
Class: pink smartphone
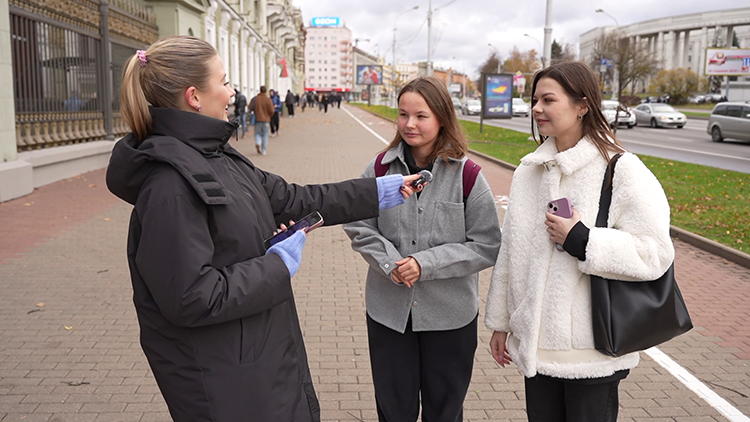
[547,198,572,251]
[547,198,573,218]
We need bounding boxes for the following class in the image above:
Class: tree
[477,50,503,76]
[648,68,705,104]
[590,30,661,99]
[550,39,576,65]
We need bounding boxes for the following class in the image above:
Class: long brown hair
[120,36,218,142]
[387,77,468,164]
[530,61,625,160]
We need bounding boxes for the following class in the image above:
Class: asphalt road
[460,113,750,174]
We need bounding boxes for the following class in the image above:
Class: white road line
[620,139,750,162]
[645,347,750,421]
[342,107,390,145]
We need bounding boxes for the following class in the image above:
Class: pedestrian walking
[251,86,274,155]
[233,88,247,138]
[107,35,427,422]
[322,94,329,113]
[343,77,502,422]
[301,93,307,112]
[270,89,281,136]
[484,61,674,422]
[285,89,295,117]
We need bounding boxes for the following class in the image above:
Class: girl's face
[195,55,234,121]
[532,77,586,143]
[397,91,441,157]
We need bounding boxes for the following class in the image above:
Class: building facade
[580,7,750,93]
[303,23,352,93]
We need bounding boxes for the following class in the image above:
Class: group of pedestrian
[109,35,675,422]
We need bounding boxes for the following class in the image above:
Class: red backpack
[373,151,481,203]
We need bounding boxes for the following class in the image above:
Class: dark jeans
[524,373,622,422]
[287,103,294,116]
[367,313,477,422]
[270,111,279,134]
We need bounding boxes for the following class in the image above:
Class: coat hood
[106,107,239,205]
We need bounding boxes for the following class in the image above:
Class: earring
[196,105,202,112]
[578,114,583,120]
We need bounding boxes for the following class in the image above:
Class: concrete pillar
[230,19,241,89]
[682,31,691,71]
[241,30,249,95]
[699,26,708,76]
[204,2,219,49]
[0,0,17,163]
[667,30,676,69]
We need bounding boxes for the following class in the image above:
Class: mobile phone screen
[264,211,323,250]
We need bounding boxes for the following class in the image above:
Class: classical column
[242,31,250,94]
[699,26,708,76]
[682,30,691,72]
[0,0,17,162]
[657,31,665,68]
[218,10,230,70]
[230,19,241,89]
[204,2,219,48]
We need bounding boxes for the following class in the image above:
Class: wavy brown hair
[530,61,625,161]
[387,77,468,164]
[120,36,218,142]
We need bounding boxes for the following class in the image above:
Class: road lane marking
[620,139,750,162]
[645,347,750,422]
[342,107,389,145]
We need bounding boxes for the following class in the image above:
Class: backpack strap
[374,150,389,177]
[462,158,481,202]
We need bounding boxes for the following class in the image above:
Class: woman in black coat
[106,35,423,422]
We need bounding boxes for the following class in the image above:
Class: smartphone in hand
[263,211,324,250]
[547,198,572,251]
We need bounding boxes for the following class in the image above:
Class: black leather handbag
[590,154,693,357]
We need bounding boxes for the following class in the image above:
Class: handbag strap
[595,153,623,228]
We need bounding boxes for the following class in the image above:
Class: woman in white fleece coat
[484,61,674,422]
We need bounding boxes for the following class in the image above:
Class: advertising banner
[705,48,750,76]
[482,73,513,119]
[311,17,340,27]
[357,65,383,85]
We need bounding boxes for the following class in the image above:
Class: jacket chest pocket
[428,201,466,246]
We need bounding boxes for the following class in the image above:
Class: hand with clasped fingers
[391,256,421,288]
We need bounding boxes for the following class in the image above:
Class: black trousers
[270,111,279,133]
[366,313,477,422]
[524,373,622,422]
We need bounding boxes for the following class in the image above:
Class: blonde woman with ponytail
[106,35,426,422]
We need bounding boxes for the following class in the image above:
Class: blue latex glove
[266,230,307,277]
[376,174,405,210]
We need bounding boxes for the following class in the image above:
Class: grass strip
[355,104,748,253]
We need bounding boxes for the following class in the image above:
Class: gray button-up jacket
[344,143,502,333]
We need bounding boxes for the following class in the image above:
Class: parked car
[462,99,482,116]
[632,103,687,128]
[707,102,750,143]
[452,97,462,113]
[512,98,530,117]
[601,100,636,129]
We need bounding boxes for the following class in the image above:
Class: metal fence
[10,0,157,151]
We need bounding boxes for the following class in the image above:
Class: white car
[632,103,687,128]
[512,98,530,117]
[601,100,636,129]
[461,100,481,116]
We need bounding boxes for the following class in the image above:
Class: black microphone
[411,170,433,189]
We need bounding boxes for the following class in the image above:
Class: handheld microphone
[411,170,433,189]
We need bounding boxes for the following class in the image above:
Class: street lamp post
[595,8,619,27]
[524,33,544,68]
[392,6,419,107]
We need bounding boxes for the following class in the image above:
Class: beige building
[1,0,305,202]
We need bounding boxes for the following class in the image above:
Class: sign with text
[357,65,383,85]
[705,48,750,76]
[311,17,340,27]
[482,73,513,119]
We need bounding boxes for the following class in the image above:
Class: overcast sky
[291,0,748,77]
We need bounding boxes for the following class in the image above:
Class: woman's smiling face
[532,77,586,145]
[195,54,235,121]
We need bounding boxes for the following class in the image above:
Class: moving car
[452,97,462,113]
[601,100,636,129]
[707,102,750,143]
[632,103,687,128]
[462,99,482,116]
[512,98,530,117]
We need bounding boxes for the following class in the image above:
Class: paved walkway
[0,104,748,421]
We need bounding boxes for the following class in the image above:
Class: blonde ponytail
[119,36,219,143]
[120,54,151,142]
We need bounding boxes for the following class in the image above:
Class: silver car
[601,100,636,129]
[462,100,482,116]
[512,98,530,117]
[633,104,687,128]
[707,102,750,143]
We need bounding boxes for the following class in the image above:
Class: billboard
[482,73,513,119]
[705,48,750,76]
[311,17,340,27]
[357,65,383,85]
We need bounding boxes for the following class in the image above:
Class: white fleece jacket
[485,137,674,379]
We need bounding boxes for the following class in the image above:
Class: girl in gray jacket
[344,77,502,422]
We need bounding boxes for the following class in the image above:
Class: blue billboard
[311,17,340,27]
[482,73,513,119]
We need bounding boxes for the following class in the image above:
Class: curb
[353,105,750,270]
